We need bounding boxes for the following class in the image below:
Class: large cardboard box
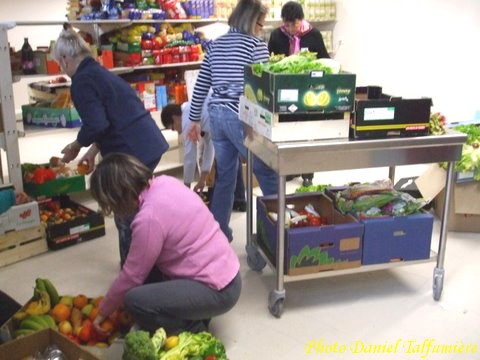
[0,328,101,360]
[239,96,349,142]
[38,196,106,250]
[435,181,480,232]
[361,213,434,265]
[244,65,356,113]
[256,192,363,275]
[22,104,81,128]
[22,166,86,198]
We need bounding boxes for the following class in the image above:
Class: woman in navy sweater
[53,23,169,265]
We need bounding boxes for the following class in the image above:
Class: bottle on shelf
[21,37,36,75]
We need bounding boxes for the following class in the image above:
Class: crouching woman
[90,153,241,335]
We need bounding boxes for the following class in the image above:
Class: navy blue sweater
[71,57,168,166]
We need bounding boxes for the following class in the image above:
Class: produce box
[38,196,105,250]
[256,192,363,275]
[0,200,40,235]
[0,328,101,360]
[244,64,356,113]
[239,96,349,142]
[435,181,480,232]
[350,86,432,139]
[360,213,434,265]
[0,225,47,268]
[23,171,86,198]
[22,104,81,128]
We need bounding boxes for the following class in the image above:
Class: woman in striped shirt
[187,0,278,242]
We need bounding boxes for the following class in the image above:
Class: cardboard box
[244,65,356,113]
[0,225,47,268]
[435,181,480,232]
[22,104,81,128]
[350,87,432,139]
[0,328,101,360]
[0,201,40,235]
[39,196,105,250]
[239,96,349,142]
[256,192,363,275]
[361,213,434,265]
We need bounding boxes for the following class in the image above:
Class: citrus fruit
[165,335,179,350]
[244,84,257,103]
[317,90,331,107]
[73,294,88,309]
[51,303,72,323]
[303,91,316,107]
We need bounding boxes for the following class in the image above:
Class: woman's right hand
[61,141,81,163]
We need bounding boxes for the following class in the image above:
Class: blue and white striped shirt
[189,28,269,121]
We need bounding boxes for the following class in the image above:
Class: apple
[59,295,74,308]
[58,320,73,335]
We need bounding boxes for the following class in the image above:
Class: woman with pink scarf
[268,0,330,186]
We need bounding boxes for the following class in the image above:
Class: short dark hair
[281,1,304,22]
[160,104,182,129]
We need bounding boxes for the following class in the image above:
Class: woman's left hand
[187,121,202,143]
[93,313,111,337]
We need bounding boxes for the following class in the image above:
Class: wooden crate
[0,225,47,267]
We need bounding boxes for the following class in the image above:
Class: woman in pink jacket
[90,153,241,335]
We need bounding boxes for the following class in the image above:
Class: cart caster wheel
[268,290,285,318]
[269,298,284,318]
[245,244,266,272]
[433,267,444,301]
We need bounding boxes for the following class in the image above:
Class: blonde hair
[53,23,92,62]
[228,0,268,35]
[90,153,152,218]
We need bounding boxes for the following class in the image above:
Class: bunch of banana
[14,314,57,338]
[23,278,60,316]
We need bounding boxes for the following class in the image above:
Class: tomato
[307,215,322,227]
[204,356,217,360]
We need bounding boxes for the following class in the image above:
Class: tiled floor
[2,166,480,360]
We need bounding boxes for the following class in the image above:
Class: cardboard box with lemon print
[244,65,356,114]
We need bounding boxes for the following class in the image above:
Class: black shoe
[233,200,247,212]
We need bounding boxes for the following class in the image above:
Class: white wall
[2,0,479,122]
[334,0,480,122]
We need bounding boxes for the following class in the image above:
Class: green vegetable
[159,331,227,360]
[152,327,167,353]
[295,184,330,193]
[122,330,157,360]
[253,50,333,75]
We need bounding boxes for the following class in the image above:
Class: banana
[35,278,47,293]
[19,315,49,331]
[14,328,36,338]
[25,289,51,315]
[41,278,60,306]
[13,311,29,322]
[40,314,58,330]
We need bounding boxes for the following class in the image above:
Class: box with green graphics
[244,65,356,114]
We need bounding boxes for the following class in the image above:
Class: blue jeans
[209,105,277,241]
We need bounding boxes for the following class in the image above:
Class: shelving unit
[244,129,467,317]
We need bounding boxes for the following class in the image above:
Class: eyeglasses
[256,22,264,28]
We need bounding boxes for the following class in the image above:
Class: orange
[99,319,115,334]
[73,294,88,309]
[92,296,104,308]
[51,303,72,323]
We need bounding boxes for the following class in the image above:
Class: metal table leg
[433,161,455,301]
[268,175,286,317]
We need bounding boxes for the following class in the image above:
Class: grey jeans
[123,271,242,334]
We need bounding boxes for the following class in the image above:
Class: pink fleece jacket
[99,176,240,316]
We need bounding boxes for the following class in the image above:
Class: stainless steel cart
[244,129,467,317]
